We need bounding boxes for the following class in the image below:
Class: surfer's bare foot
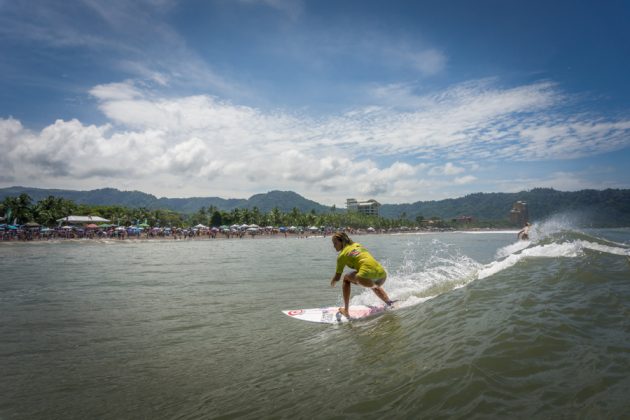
[338,307,350,318]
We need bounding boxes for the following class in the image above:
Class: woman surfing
[330,232,394,319]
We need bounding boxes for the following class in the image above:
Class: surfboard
[282,303,396,324]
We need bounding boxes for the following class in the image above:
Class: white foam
[348,234,629,310]
[352,241,482,307]
[479,240,629,279]
[459,230,519,234]
[578,240,630,256]
[495,240,530,259]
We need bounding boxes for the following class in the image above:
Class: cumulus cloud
[429,162,465,176]
[454,175,477,185]
[2,78,630,203]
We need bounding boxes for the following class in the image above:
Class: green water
[1,228,629,418]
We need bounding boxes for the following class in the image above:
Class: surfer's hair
[332,232,353,247]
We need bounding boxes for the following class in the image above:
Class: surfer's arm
[330,272,342,287]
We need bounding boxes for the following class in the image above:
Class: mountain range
[0,187,331,214]
[1,186,630,226]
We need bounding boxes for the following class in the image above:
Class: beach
[1,224,514,243]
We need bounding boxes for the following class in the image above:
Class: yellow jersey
[336,242,386,280]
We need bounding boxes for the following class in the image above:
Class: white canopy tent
[56,215,111,225]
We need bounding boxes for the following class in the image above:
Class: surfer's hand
[330,278,338,287]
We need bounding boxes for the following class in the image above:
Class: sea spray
[533,212,589,240]
[352,238,482,308]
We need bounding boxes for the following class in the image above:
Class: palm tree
[210,210,222,227]
[251,206,261,225]
[33,196,63,226]
[2,194,33,224]
[269,207,282,226]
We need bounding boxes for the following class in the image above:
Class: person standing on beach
[330,232,394,318]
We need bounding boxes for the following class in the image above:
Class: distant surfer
[330,232,394,319]
[517,222,531,240]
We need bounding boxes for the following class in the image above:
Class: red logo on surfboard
[287,310,304,316]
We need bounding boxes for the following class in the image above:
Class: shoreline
[0,228,521,245]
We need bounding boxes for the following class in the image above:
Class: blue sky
[1,0,630,206]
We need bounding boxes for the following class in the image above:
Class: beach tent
[57,215,110,224]
[194,224,208,229]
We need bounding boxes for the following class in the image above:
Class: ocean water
[1,223,629,419]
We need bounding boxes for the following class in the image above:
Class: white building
[346,198,381,216]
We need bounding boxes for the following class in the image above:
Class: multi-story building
[346,198,381,217]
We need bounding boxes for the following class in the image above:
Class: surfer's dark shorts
[374,277,386,287]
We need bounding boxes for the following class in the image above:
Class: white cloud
[2,79,630,204]
[90,81,143,101]
[429,162,465,176]
[454,175,477,185]
[404,48,447,76]
[494,169,628,193]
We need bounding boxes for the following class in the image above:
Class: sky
[1,0,630,206]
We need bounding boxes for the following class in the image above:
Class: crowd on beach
[0,222,454,242]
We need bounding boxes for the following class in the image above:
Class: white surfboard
[282,303,397,324]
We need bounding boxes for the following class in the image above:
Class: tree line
[2,193,454,229]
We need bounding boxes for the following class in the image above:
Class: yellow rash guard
[336,243,386,280]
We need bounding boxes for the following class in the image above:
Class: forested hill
[380,188,630,225]
[1,186,629,225]
[0,187,331,214]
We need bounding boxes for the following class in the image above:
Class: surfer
[517,222,531,240]
[330,232,393,319]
